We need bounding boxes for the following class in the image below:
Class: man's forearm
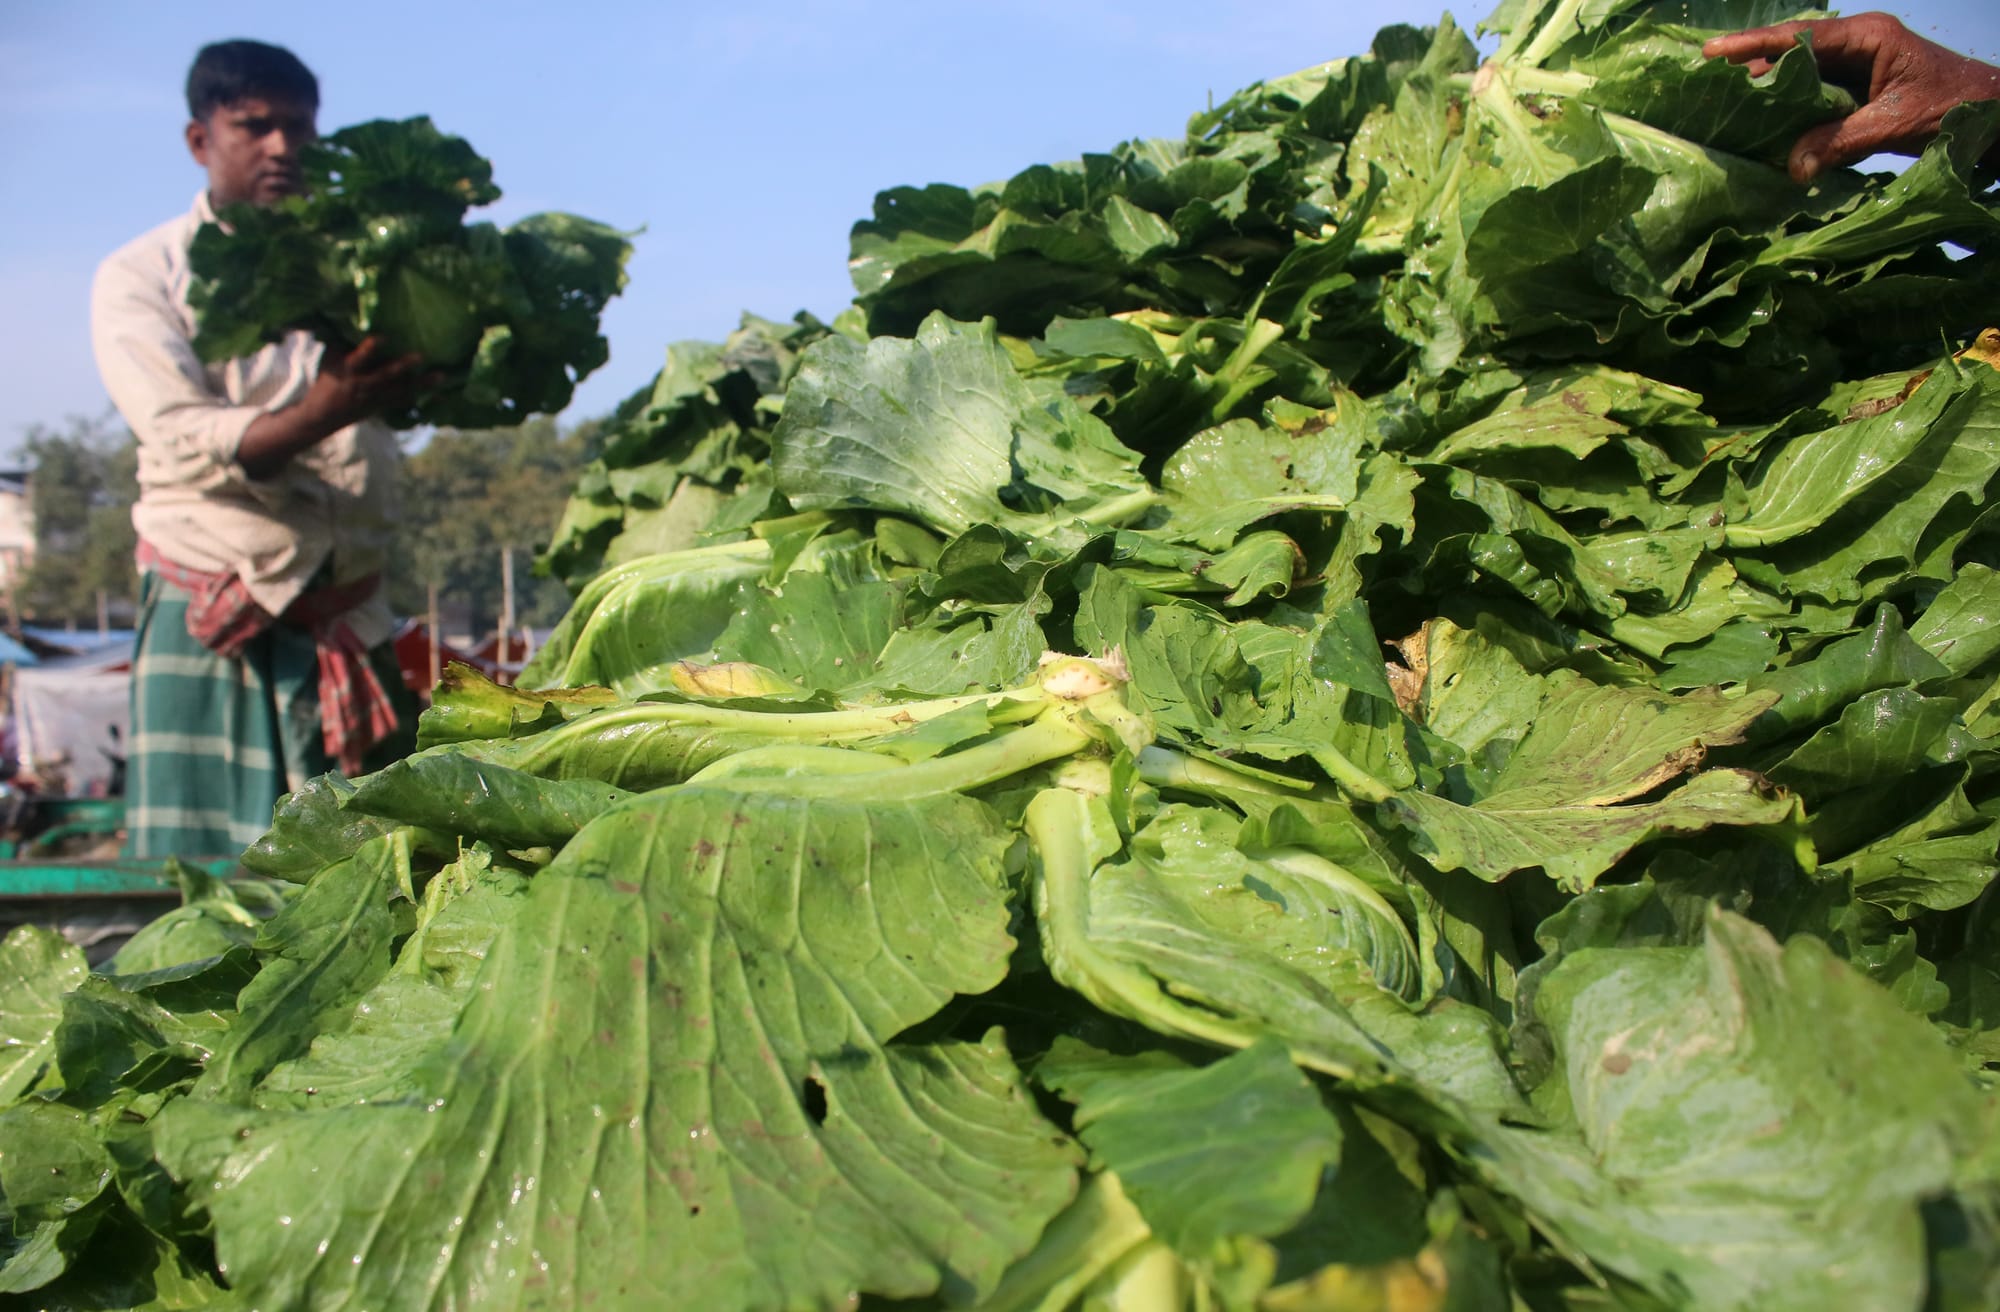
[235,392,351,480]
[233,337,424,478]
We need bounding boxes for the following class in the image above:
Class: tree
[11,409,591,636]
[391,416,591,636]
[17,412,138,625]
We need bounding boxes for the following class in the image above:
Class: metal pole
[499,545,515,667]
[427,579,442,688]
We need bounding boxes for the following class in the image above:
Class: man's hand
[236,337,430,479]
[306,336,428,432]
[1703,13,2000,182]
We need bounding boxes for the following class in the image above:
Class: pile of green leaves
[189,116,633,430]
[11,1,2000,1308]
[546,0,2000,584]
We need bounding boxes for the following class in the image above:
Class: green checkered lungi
[125,570,417,860]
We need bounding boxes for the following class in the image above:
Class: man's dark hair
[185,40,319,121]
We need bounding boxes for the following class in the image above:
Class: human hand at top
[1703,12,2000,182]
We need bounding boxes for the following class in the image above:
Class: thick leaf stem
[695,713,1097,801]
[1210,318,1288,420]
[1451,66,1595,99]
[1514,0,1588,69]
[1073,489,1166,530]
[1136,745,1314,800]
[513,685,1049,767]
[1311,741,1397,805]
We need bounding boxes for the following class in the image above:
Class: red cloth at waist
[136,540,398,775]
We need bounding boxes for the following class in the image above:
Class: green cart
[0,795,237,963]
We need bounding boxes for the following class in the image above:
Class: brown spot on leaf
[1958,327,2000,372]
[1602,1051,1633,1075]
[1386,625,1432,717]
[1579,742,1707,807]
[1846,368,1931,423]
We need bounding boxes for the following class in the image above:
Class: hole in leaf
[801,1076,829,1126]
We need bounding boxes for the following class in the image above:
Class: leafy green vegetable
[154,787,1075,1310]
[1477,909,1989,1312]
[1037,1038,1343,1254]
[190,116,631,429]
[0,926,86,1102]
[20,0,2000,1307]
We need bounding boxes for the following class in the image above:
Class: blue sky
[2,1,1996,449]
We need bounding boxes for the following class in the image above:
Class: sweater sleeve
[90,246,264,472]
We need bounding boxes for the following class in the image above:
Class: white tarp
[12,651,129,796]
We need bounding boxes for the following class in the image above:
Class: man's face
[185,94,318,208]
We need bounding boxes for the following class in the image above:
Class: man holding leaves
[91,41,423,858]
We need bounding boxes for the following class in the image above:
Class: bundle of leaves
[10,2,2000,1309]
[189,116,633,430]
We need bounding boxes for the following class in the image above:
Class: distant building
[0,469,34,596]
